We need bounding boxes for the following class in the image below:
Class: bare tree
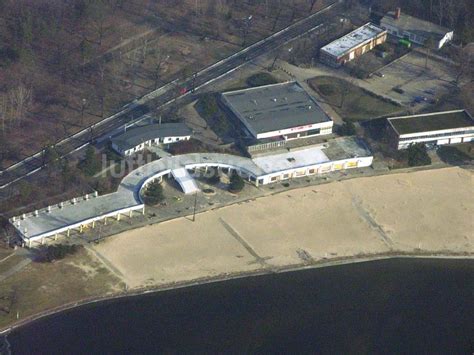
[454,46,474,85]
[0,95,9,135]
[8,84,33,127]
[151,51,168,89]
[89,0,111,47]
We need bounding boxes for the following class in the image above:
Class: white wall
[256,121,333,140]
[257,156,373,185]
[120,135,191,156]
[397,132,474,149]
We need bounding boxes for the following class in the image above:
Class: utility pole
[192,192,198,222]
[80,98,87,126]
[270,47,292,71]
[191,73,197,93]
[242,15,253,46]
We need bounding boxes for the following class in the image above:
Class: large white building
[221,82,333,141]
[387,110,474,150]
[380,8,453,49]
[111,122,192,156]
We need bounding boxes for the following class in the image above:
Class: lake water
[6,258,474,354]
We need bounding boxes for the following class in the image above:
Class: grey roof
[111,123,192,151]
[321,23,386,58]
[381,12,452,41]
[221,82,332,136]
[388,110,474,135]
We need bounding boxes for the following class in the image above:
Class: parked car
[424,89,435,95]
[413,96,428,103]
[374,72,385,77]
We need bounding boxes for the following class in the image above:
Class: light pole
[192,192,198,222]
[80,98,87,125]
[242,15,253,46]
[270,47,292,71]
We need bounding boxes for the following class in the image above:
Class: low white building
[221,82,333,141]
[251,137,373,185]
[111,123,192,156]
[320,23,387,68]
[387,110,474,150]
[381,8,453,49]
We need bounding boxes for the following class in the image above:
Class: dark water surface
[7,258,474,354]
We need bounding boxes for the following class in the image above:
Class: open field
[0,248,123,328]
[308,76,401,121]
[93,166,473,289]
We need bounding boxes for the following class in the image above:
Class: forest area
[0,0,328,168]
[0,0,472,169]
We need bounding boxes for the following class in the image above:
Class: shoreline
[2,251,473,336]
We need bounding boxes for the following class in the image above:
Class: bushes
[206,174,221,185]
[406,143,431,167]
[195,94,232,138]
[228,173,244,193]
[36,244,81,263]
[142,180,165,205]
[246,73,278,87]
[337,121,356,136]
[196,93,219,118]
[78,145,101,176]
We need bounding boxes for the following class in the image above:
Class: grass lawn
[308,76,402,121]
[0,248,123,328]
[437,143,474,164]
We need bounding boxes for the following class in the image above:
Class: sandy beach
[93,166,473,289]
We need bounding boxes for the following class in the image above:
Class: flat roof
[252,137,371,174]
[381,12,451,41]
[112,123,191,151]
[15,193,141,240]
[323,136,372,161]
[221,82,331,135]
[320,23,386,58]
[252,146,330,174]
[388,110,474,135]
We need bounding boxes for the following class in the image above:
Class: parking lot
[366,51,458,110]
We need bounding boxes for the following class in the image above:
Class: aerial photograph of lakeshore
[0,0,472,354]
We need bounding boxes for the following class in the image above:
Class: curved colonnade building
[10,138,372,247]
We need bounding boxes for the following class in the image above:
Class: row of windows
[399,130,474,142]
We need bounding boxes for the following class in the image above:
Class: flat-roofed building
[111,122,192,156]
[387,110,474,150]
[381,8,453,49]
[319,23,387,68]
[221,81,333,141]
[251,137,373,185]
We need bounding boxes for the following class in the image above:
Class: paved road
[0,1,341,191]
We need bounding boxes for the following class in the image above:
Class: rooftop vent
[395,7,401,20]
